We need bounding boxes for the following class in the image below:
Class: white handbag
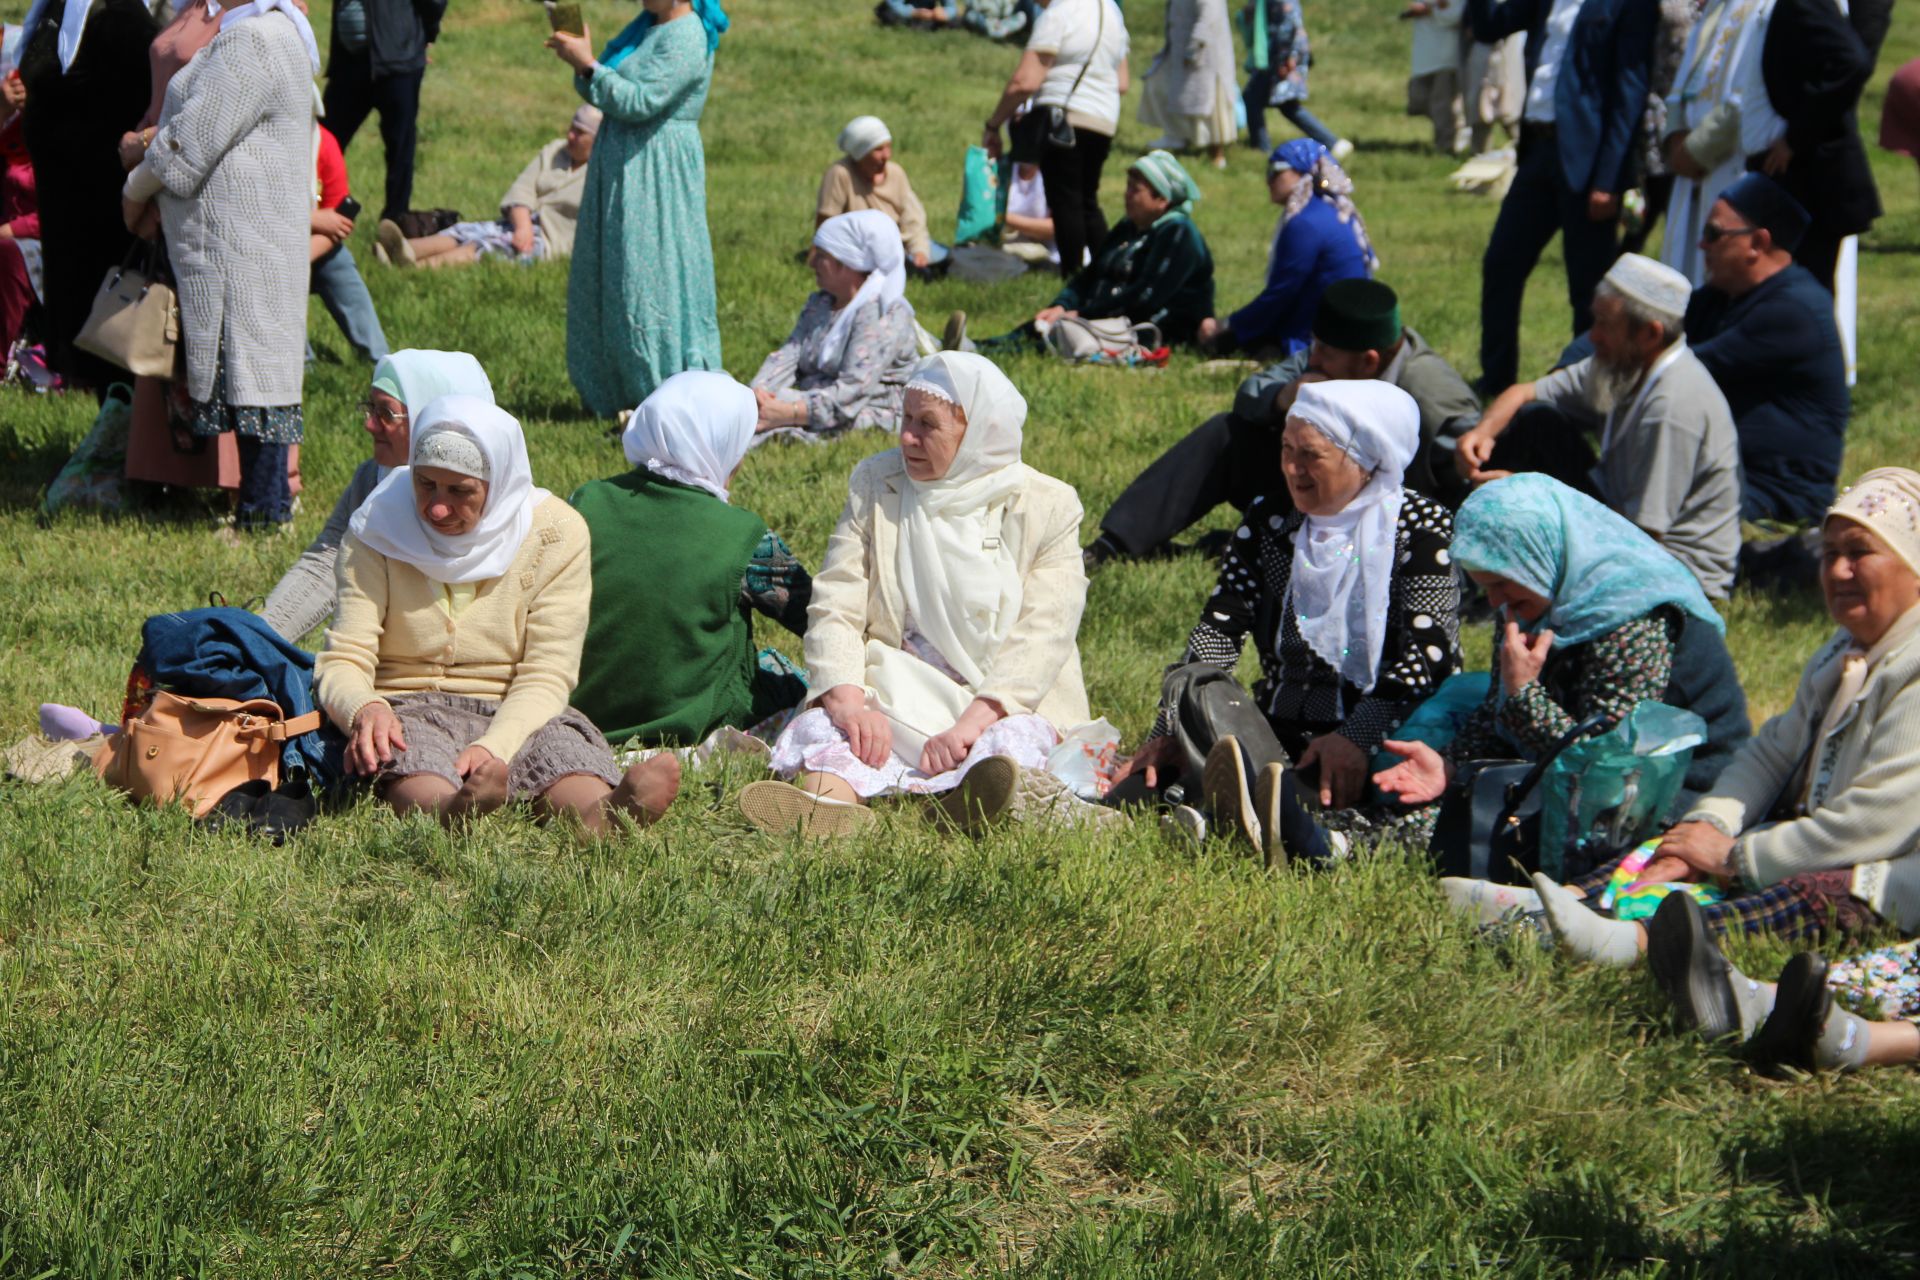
[1041,314,1163,364]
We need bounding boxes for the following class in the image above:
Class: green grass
[2,0,1920,1273]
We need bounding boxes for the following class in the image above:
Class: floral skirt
[190,349,303,444]
[1828,941,1920,1022]
[768,707,1059,798]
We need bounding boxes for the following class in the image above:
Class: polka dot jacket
[1153,489,1462,752]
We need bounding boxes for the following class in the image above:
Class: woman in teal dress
[546,0,727,416]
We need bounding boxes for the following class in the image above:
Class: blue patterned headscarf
[1453,474,1724,646]
[600,0,729,67]
[1269,139,1380,272]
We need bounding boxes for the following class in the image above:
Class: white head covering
[1602,253,1691,326]
[621,370,758,502]
[571,104,603,136]
[1284,380,1423,695]
[810,209,911,368]
[218,0,322,74]
[348,396,552,585]
[21,0,96,74]
[894,353,1033,690]
[371,349,495,416]
[837,114,891,160]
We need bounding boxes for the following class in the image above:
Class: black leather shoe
[1745,952,1830,1074]
[1646,892,1740,1042]
[200,779,270,833]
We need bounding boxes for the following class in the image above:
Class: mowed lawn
[2,0,1920,1273]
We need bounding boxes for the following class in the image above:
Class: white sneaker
[1160,804,1207,848]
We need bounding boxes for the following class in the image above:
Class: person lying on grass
[314,396,680,832]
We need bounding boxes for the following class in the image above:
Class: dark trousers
[323,54,424,221]
[1479,128,1621,392]
[1484,402,1600,496]
[1243,74,1341,151]
[1795,226,1841,295]
[1038,127,1113,281]
[235,437,293,527]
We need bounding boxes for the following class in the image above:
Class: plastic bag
[1539,701,1707,880]
[1596,838,1726,922]
[1047,718,1122,800]
[954,146,1008,247]
[42,382,133,517]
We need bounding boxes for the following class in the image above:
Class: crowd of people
[13,0,1920,1083]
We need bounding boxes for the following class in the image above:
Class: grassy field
[3,0,1920,1273]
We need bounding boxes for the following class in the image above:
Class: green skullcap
[1312,278,1403,353]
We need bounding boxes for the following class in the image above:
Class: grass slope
[2,0,1919,1273]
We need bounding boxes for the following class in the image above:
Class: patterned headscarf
[1270,139,1380,272]
[1129,150,1201,221]
[1828,468,1920,580]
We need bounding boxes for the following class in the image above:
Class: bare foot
[443,756,510,827]
[608,753,681,826]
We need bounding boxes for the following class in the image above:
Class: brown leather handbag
[93,691,324,818]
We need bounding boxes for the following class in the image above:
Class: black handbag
[1163,662,1289,783]
[1431,714,1609,884]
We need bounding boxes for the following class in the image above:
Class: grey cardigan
[261,460,381,642]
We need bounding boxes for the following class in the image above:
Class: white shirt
[1523,0,1587,125]
[1005,167,1060,263]
[1028,0,1130,129]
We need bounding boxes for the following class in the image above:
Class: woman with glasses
[260,351,494,643]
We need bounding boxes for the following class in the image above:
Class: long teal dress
[568,14,721,416]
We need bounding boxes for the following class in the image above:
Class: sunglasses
[1700,222,1758,244]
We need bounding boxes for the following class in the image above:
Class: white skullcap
[571,104,603,136]
[411,425,491,482]
[837,115,891,160]
[1602,253,1691,321]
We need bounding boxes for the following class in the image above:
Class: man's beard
[1589,351,1648,415]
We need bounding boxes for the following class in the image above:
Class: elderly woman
[1112,381,1460,861]
[314,397,682,832]
[961,151,1216,352]
[571,371,812,747]
[261,350,494,642]
[119,0,316,535]
[1523,470,1920,1003]
[751,209,920,439]
[816,115,938,272]
[1362,474,1751,865]
[1196,140,1377,358]
[737,352,1107,838]
[1139,0,1241,169]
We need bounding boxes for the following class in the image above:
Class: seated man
[1455,253,1742,600]
[376,106,599,268]
[1086,278,1480,568]
[817,115,941,274]
[1688,172,1849,524]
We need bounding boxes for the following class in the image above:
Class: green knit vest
[570,473,770,747]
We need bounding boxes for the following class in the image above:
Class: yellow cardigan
[315,496,593,764]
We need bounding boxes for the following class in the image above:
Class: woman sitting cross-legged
[314,396,682,832]
[261,349,495,643]
[570,371,812,748]
[751,209,920,440]
[1337,473,1751,866]
[1513,469,1920,996]
[1109,380,1461,863]
[737,352,1115,837]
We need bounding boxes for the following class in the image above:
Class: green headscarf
[1129,150,1200,223]
[370,350,496,417]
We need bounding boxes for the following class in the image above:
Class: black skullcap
[1719,172,1811,254]
[1311,278,1403,353]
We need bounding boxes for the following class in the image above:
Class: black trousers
[323,53,424,221]
[1484,402,1600,497]
[1037,127,1113,280]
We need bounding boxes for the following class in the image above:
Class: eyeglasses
[359,399,408,427]
[1700,222,1758,244]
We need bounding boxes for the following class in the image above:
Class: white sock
[1440,877,1542,927]
[1729,969,1776,1040]
[1531,874,1641,967]
[1814,1004,1873,1071]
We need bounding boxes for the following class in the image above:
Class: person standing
[1402,0,1465,154]
[18,0,156,393]
[1240,0,1352,159]
[1139,0,1239,169]
[547,0,726,418]
[1467,0,1658,395]
[323,0,443,222]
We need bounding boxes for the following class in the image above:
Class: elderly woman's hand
[754,387,807,433]
[454,744,501,778]
[1636,821,1738,885]
[546,27,596,73]
[822,684,892,769]
[1113,735,1179,790]
[1034,305,1069,328]
[347,702,408,776]
[920,698,1005,776]
[117,128,149,171]
[1372,738,1450,806]
[1298,732,1368,809]
[1499,620,1554,696]
[121,197,160,240]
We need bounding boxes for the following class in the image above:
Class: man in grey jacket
[1087,279,1481,569]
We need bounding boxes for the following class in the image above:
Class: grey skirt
[383,692,619,797]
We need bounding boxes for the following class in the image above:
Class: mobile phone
[546,1,584,35]
[336,195,362,221]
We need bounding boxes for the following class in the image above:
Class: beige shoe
[738,779,874,838]
[376,218,415,269]
[931,754,1018,833]
[372,241,392,267]
[1203,736,1262,855]
[1252,761,1286,869]
[941,309,968,351]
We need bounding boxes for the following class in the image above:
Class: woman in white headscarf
[262,350,495,642]
[1111,379,1462,861]
[570,370,814,748]
[739,352,1114,838]
[752,208,921,440]
[314,396,682,833]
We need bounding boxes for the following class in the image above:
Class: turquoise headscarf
[1453,474,1724,646]
[371,350,495,417]
[1129,150,1200,223]
[600,0,729,68]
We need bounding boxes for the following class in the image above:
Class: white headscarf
[811,209,910,369]
[621,370,758,502]
[895,353,1033,690]
[837,115,891,160]
[348,396,552,585]
[1284,380,1422,694]
[219,0,322,74]
[21,0,96,74]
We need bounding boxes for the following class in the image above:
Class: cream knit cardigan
[315,496,593,764]
[1690,606,1920,931]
